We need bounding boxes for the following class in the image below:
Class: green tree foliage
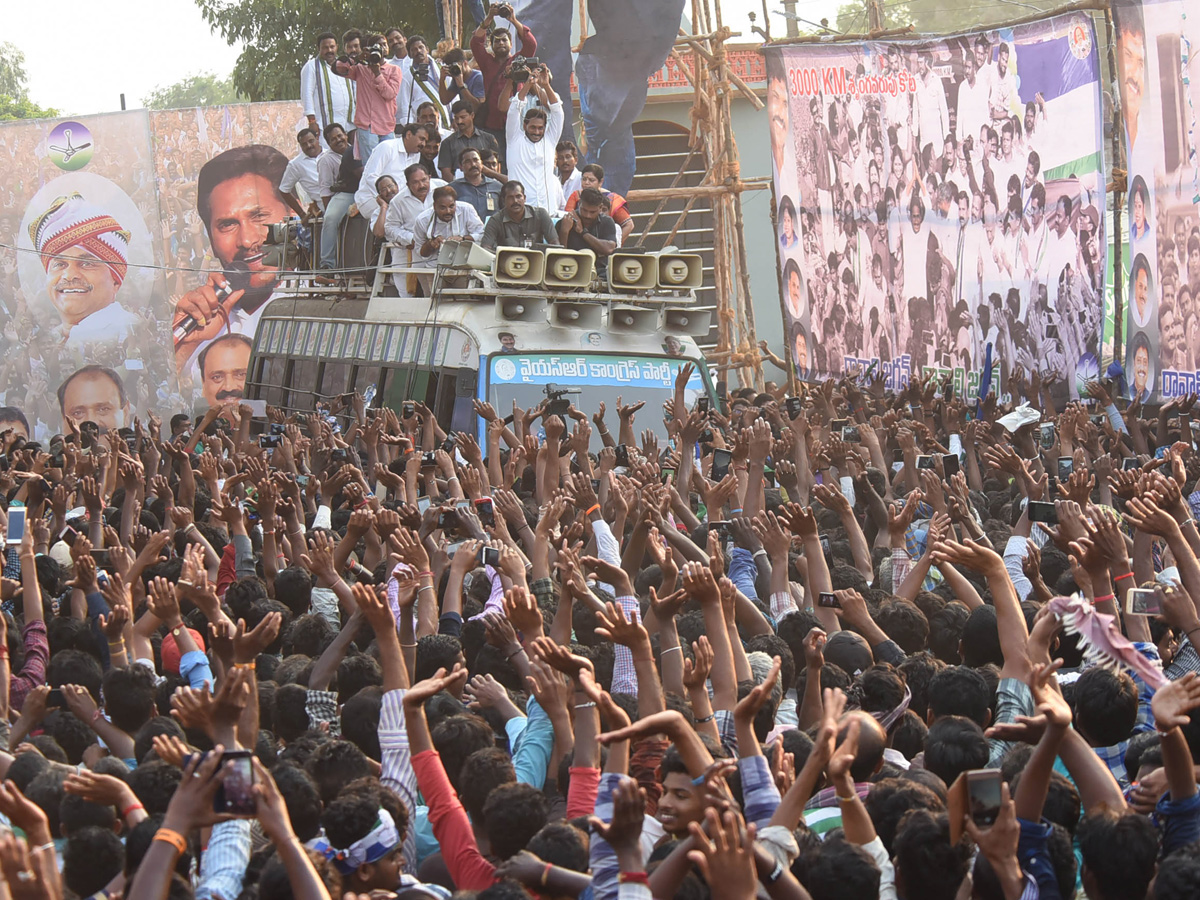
[194,0,442,102]
[143,72,245,109]
[833,0,1063,37]
[0,42,59,121]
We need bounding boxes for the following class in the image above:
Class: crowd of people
[293,7,636,286]
[0,365,1196,900]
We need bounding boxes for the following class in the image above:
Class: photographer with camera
[397,35,448,131]
[438,48,485,109]
[471,3,537,156]
[331,33,403,164]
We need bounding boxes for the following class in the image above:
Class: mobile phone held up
[6,507,25,546]
[181,749,257,815]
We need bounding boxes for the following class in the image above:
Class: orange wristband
[585,504,601,516]
[153,828,188,855]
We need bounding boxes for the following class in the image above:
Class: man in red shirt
[334,33,403,164]
[470,4,537,160]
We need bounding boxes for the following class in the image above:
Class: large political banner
[1112,0,1200,403]
[0,102,305,440]
[764,14,1106,399]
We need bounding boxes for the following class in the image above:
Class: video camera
[508,55,540,84]
[364,42,385,65]
[543,383,581,418]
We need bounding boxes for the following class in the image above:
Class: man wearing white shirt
[383,165,446,291]
[411,185,485,296]
[317,124,354,272]
[301,32,356,149]
[1043,194,1079,312]
[355,125,426,228]
[988,42,1019,123]
[506,65,565,214]
[395,36,448,130]
[913,51,948,156]
[955,50,989,148]
[413,186,485,268]
[280,128,325,218]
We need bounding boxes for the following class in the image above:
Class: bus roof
[249,290,705,364]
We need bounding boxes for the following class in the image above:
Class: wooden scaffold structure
[440,0,772,390]
[625,0,772,391]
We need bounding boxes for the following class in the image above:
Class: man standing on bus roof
[173,145,290,375]
[413,185,485,269]
[301,32,356,150]
[439,101,501,183]
[451,148,504,221]
[280,128,325,219]
[481,181,558,250]
[506,64,565,214]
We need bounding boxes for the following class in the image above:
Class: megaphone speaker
[455,241,495,270]
[608,251,658,291]
[543,248,596,289]
[437,239,461,266]
[495,296,548,323]
[549,301,604,329]
[608,305,660,333]
[657,253,704,289]
[494,247,545,287]
[663,308,712,336]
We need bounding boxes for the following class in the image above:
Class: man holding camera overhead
[472,3,538,158]
[506,64,564,214]
[332,33,403,164]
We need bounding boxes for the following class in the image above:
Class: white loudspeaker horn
[657,252,704,289]
[608,305,660,333]
[663,308,712,336]
[494,247,546,287]
[607,251,658,291]
[543,248,596,289]
[494,296,548,323]
[437,239,461,266]
[454,241,495,270]
[549,301,604,329]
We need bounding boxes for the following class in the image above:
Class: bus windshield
[485,353,709,435]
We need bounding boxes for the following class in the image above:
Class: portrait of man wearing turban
[29,193,139,348]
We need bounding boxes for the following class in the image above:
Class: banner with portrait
[764,13,1106,400]
[0,101,306,440]
[1112,0,1200,403]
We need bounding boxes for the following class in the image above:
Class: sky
[8,0,839,116]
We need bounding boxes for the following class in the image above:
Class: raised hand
[587,776,646,857]
[1152,671,1200,730]
[594,601,648,648]
[503,586,544,637]
[682,636,714,690]
[528,635,595,683]
[735,656,781,722]
[685,808,758,899]
[402,665,470,712]
[233,612,282,665]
